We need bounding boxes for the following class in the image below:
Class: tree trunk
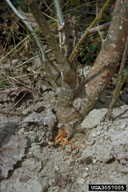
[27,0,78,91]
[27,0,128,137]
[57,0,128,128]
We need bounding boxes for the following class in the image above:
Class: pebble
[81,109,107,129]
[119,122,127,130]
[82,172,89,178]
[92,159,97,164]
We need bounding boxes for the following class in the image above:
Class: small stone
[91,132,97,137]
[48,141,54,146]
[82,172,88,178]
[22,110,28,115]
[85,167,89,171]
[54,166,59,171]
[81,108,107,130]
[92,159,97,164]
[119,122,127,130]
[18,128,25,134]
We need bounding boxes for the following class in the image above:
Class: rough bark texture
[57,0,128,124]
[77,0,128,116]
[28,0,128,132]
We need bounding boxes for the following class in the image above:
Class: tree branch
[69,0,111,64]
[54,0,64,27]
[77,0,128,116]
[54,0,65,50]
[28,0,78,89]
[88,22,110,34]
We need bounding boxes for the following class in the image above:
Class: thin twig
[1,31,11,60]
[64,2,94,14]
[28,0,73,83]
[88,22,110,34]
[44,1,54,13]
[17,49,52,67]
[13,91,27,108]
[0,35,29,64]
[43,12,57,22]
[43,0,54,13]
[5,0,46,61]
[96,0,104,43]
[0,111,26,116]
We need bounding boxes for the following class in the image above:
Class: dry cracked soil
[0,88,128,192]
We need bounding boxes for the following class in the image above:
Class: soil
[0,2,127,191]
[0,82,128,192]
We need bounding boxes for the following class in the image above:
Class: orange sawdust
[55,130,77,149]
[55,129,68,149]
[71,144,77,150]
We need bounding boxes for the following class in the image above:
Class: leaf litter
[0,14,128,191]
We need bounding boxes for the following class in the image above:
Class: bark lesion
[27,0,128,132]
[5,0,128,138]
